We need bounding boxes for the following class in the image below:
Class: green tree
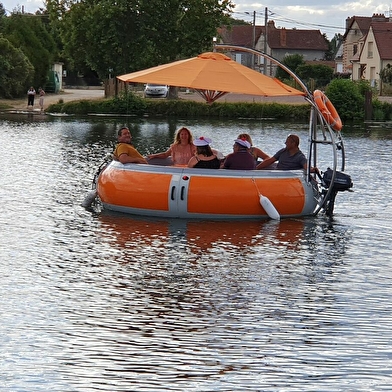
[380,63,392,84]
[328,33,342,60]
[0,2,6,34]
[55,0,234,80]
[0,37,34,98]
[276,54,305,81]
[36,5,63,59]
[3,13,57,88]
[296,63,334,89]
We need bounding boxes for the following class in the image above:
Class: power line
[232,9,345,34]
[270,11,345,32]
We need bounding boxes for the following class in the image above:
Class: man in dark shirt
[256,134,308,170]
[223,139,256,170]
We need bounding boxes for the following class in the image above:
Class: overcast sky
[2,0,392,39]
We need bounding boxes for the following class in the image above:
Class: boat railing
[213,44,348,216]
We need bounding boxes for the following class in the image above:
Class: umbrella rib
[196,89,228,104]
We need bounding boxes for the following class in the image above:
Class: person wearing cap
[222,138,256,170]
[256,134,317,172]
[113,126,148,164]
[147,127,196,166]
[237,133,270,163]
[188,137,221,169]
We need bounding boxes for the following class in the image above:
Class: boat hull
[97,161,318,219]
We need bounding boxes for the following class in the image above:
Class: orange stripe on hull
[98,168,171,211]
[187,177,305,215]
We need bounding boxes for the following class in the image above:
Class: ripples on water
[1,116,392,391]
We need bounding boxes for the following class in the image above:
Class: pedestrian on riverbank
[27,87,36,107]
[38,87,45,112]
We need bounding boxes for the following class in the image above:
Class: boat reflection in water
[97,213,317,256]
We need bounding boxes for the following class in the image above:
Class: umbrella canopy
[117,52,306,103]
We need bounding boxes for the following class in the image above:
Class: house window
[367,42,373,58]
[353,44,358,55]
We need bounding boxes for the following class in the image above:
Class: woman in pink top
[147,127,196,166]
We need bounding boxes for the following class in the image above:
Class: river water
[1,113,392,391]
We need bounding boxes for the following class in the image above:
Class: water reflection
[98,213,307,250]
[97,213,351,266]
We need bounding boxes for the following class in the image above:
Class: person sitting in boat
[256,134,317,172]
[237,133,270,163]
[113,126,148,164]
[222,138,256,170]
[147,127,196,166]
[187,137,221,169]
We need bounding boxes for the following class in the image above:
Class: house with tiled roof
[351,22,392,91]
[342,14,389,74]
[265,21,328,62]
[218,21,329,76]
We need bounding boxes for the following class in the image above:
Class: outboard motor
[321,168,353,216]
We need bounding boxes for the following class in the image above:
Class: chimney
[280,28,287,47]
[345,17,352,31]
[371,13,387,22]
[267,20,275,29]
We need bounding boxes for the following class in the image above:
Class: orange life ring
[313,90,342,131]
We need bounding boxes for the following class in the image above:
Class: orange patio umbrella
[117,52,306,103]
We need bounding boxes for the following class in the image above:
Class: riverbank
[1,87,391,113]
[0,88,307,112]
[0,88,106,112]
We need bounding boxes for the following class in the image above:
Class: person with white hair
[222,138,256,170]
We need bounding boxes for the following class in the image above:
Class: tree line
[0,0,234,98]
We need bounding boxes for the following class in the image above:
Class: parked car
[144,83,169,98]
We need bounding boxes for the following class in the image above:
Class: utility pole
[245,11,257,69]
[252,11,256,69]
[264,7,268,75]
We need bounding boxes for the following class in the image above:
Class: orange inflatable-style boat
[97,161,318,219]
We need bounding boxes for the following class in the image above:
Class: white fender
[260,195,280,220]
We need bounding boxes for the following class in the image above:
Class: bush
[372,99,392,121]
[325,79,364,120]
